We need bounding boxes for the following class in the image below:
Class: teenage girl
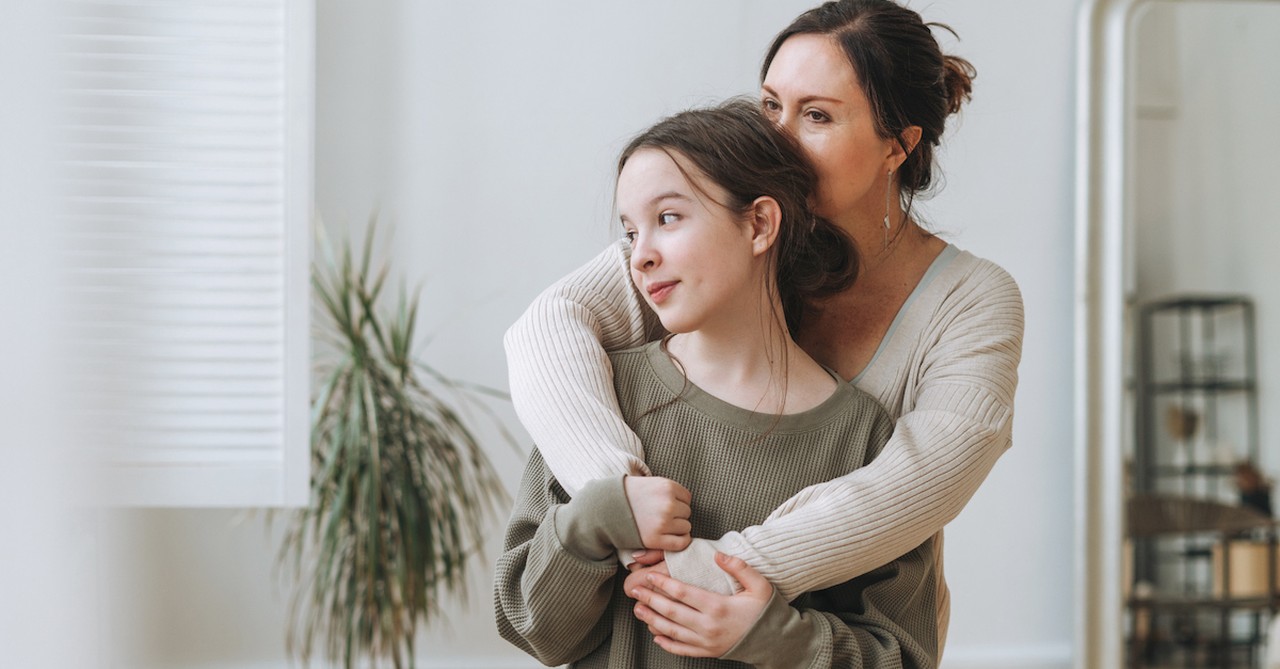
[495,99,936,669]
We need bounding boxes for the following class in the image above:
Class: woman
[504,0,1023,657]
[496,99,935,669]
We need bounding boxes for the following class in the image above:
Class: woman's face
[761,34,898,223]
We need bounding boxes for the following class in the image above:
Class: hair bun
[941,54,975,115]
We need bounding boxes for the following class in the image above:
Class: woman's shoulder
[942,247,1021,295]
[924,246,1024,324]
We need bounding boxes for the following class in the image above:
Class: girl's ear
[748,196,782,257]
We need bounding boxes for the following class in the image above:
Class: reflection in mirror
[1124,3,1280,667]
[1078,1,1280,668]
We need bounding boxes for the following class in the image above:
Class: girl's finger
[629,549,665,566]
[665,518,692,536]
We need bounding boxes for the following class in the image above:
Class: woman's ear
[748,196,782,257]
[887,125,923,172]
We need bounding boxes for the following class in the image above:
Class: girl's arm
[493,450,642,666]
[503,240,662,495]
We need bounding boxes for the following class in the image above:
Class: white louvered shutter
[59,0,312,506]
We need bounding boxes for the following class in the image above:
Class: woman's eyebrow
[761,84,845,106]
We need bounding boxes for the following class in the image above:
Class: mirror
[1076,1,1280,667]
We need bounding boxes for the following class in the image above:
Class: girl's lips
[647,281,678,305]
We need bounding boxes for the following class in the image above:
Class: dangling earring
[883,169,894,250]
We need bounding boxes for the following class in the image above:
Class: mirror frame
[1074,3,1133,668]
[1074,1,1278,667]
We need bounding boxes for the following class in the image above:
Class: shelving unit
[1134,295,1259,501]
[1126,295,1272,669]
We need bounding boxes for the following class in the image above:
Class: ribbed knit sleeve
[503,241,662,495]
[723,569,936,669]
[493,452,636,666]
[705,261,1024,601]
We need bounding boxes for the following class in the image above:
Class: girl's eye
[659,212,678,225]
[623,230,637,244]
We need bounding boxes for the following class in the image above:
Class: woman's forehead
[764,34,860,96]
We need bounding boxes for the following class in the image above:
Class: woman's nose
[774,110,798,135]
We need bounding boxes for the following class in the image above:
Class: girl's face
[761,33,899,223]
[617,149,765,336]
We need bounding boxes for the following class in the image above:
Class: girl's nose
[630,237,658,271]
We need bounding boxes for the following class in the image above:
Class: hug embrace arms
[494,343,940,669]
[503,237,1023,606]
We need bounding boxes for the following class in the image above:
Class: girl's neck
[665,319,836,415]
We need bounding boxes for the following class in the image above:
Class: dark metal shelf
[1147,379,1255,393]
[1152,465,1238,477]
[1127,595,1277,612]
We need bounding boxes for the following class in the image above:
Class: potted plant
[278,223,510,668]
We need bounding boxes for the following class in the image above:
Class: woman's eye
[761,98,781,115]
[659,212,678,225]
[805,109,830,123]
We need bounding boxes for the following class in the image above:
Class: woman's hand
[623,476,693,551]
[627,552,773,658]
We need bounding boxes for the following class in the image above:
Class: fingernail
[632,550,646,558]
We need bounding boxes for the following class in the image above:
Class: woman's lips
[647,281,678,305]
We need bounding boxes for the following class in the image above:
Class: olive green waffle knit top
[494,342,938,669]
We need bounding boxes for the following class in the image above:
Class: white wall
[105,2,1082,668]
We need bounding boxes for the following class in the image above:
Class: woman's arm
[503,240,663,495]
[666,265,1024,600]
[493,451,642,666]
[509,244,1023,601]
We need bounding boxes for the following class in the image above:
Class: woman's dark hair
[618,98,856,334]
[762,0,975,212]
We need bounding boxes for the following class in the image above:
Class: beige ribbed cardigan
[503,241,1024,648]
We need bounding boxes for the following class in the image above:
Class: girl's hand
[624,559,670,593]
[623,476,693,551]
[628,552,773,658]
[627,549,665,569]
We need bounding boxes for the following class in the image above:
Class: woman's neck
[796,202,947,381]
[665,318,836,415]
[831,199,943,293]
